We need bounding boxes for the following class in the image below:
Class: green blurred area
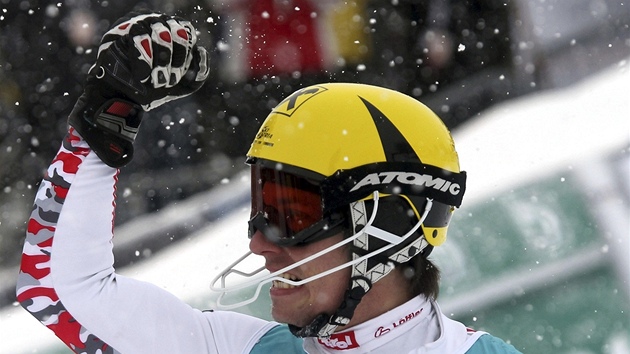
[465,266,629,353]
[433,152,630,353]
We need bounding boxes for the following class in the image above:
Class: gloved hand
[69,12,210,168]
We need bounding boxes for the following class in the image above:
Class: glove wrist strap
[69,94,143,168]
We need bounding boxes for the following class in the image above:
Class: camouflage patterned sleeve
[16,128,117,353]
[15,129,276,354]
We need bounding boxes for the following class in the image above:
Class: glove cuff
[69,94,143,168]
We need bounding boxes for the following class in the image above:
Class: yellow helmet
[247,83,465,249]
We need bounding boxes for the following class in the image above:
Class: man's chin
[271,308,310,328]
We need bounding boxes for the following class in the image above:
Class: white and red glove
[69,12,210,167]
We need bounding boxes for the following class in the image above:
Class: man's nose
[249,229,283,256]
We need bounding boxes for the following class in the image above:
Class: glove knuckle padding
[149,22,173,67]
[168,19,195,87]
[129,32,153,84]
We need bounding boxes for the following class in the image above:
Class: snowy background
[1,0,629,353]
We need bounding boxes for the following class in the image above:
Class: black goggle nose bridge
[247,212,265,239]
[248,212,282,241]
[248,212,260,239]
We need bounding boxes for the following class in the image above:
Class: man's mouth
[272,273,302,289]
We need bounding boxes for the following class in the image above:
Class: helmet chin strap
[289,194,433,338]
[288,276,371,337]
[209,192,432,338]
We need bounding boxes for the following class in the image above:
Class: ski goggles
[248,166,345,246]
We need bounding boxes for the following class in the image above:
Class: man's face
[249,230,351,327]
[248,171,352,327]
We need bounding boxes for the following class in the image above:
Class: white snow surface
[454,59,629,203]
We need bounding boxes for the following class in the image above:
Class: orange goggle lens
[249,166,328,245]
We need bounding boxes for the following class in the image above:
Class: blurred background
[0,0,629,353]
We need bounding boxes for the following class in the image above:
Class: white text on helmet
[349,172,461,196]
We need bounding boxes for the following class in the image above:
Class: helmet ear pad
[349,195,430,268]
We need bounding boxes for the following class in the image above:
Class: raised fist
[69,12,210,167]
[92,12,209,110]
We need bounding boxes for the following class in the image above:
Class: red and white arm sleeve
[16,128,116,353]
[16,128,275,354]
